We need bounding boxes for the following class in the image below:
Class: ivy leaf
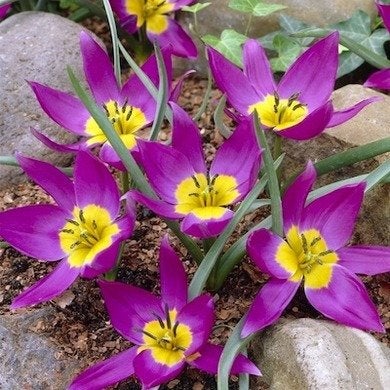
[182,2,211,13]
[228,0,286,16]
[278,14,314,46]
[203,29,247,67]
[331,10,389,77]
[269,34,302,72]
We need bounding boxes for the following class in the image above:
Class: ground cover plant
[0,0,390,389]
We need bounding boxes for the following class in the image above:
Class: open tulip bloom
[208,32,379,140]
[364,1,390,90]
[242,162,390,337]
[0,152,134,309]
[131,104,261,238]
[109,0,197,58]
[30,31,172,167]
[69,237,260,389]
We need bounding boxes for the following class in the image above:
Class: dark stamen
[210,174,219,186]
[188,193,200,197]
[79,209,86,223]
[126,106,133,121]
[301,234,308,254]
[310,237,322,247]
[122,99,128,113]
[153,313,165,329]
[192,175,200,188]
[142,330,158,341]
[318,250,333,257]
[61,229,74,234]
[165,304,172,329]
[70,241,81,249]
[66,219,79,226]
[172,321,179,337]
[293,103,304,111]
[274,91,280,107]
[114,101,120,115]
[287,92,300,106]
[103,104,109,116]
[92,220,98,229]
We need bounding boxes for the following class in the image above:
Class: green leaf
[253,2,286,16]
[203,29,247,67]
[269,34,302,72]
[182,2,211,13]
[278,14,314,46]
[228,0,286,16]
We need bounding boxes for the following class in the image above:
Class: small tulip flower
[208,32,379,140]
[131,103,261,238]
[364,1,390,90]
[242,162,390,337]
[0,152,134,309]
[69,237,260,389]
[109,0,197,58]
[30,31,172,167]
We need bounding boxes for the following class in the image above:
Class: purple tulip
[0,3,10,19]
[208,33,379,140]
[109,0,197,58]
[30,31,172,168]
[69,237,260,389]
[363,1,390,90]
[131,103,261,238]
[242,162,390,337]
[0,152,134,308]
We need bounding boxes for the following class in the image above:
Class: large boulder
[0,308,80,389]
[0,12,96,188]
[251,318,390,389]
[175,0,377,75]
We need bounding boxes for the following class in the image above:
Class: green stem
[254,114,283,236]
[193,66,213,121]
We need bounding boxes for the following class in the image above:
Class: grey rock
[281,85,389,246]
[175,0,376,75]
[0,12,95,188]
[251,318,390,389]
[0,308,80,389]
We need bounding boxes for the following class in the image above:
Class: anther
[287,92,300,106]
[121,99,128,113]
[142,330,158,341]
[274,91,280,107]
[70,241,81,249]
[66,219,79,226]
[79,209,86,223]
[114,101,120,115]
[310,237,322,247]
[61,229,74,234]
[165,304,172,329]
[172,321,179,337]
[301,234,308,254]
[210,174,219,186]
[188,193,200,197]
[103,104,109,116]
[153,313,165,329]
[92,220,98,229]
[191,175,201,188]
[318,250,333,257]
[126,106,133,121]
[293,103,304,111]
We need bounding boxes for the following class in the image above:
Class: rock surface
[282,85,389,246]
[176,0,376,75]
[0,308,80,389]
[0,12,93,188]
[251,318,390,389]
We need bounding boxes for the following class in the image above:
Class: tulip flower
[0,152,134,308]
[363,1,390,90]
[242,162,390,337]
[69,237,260,389]
[0,3,10,19]
[30,31,172,167]
[109,0,197,58]
[131,103,261,238]
[208,32,378,140]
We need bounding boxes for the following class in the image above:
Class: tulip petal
[190,343,261,376]
[138,140,195,203]
[208,47,260,114]
[327,96,381,127]
[133,349,185,389]
[0,205,67,260]
[276,101,333,140]
[31,128,85,153]
[17,154,76,211]
[11,259,79,309]
[181,208,234,238]
[147,18,197,58]
[241,278,300,337]
[159,237,188,311]
[364,68,390,90]
[337,245,390,275]
[80,31,120,104]
[171,103,206,174]
[29,81,90,135]
[171,0,194,10]
[177,294,214,356]
[278,32,339,109]
[74,152,120,218]
[243,39,276,97]
[301,183,365,250]
[0,4,11,19]
[282,161,316,233]
[210,118,260,200]
[130,191,182,219]
[99,280,164,344]
[305,264,384,332]
[376,0,390,32]
[68,346,138,390]
[247,228,296,279]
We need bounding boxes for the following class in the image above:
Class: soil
[0,18,389,390]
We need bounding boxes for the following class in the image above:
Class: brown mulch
[1,14,390,388]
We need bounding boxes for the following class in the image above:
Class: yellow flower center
[126,0,174,34]
[138,308,193,367]
[59,205,119,268]
[85,100,147,150]
[174,173,239,220]
[276,226,339,289]
[249,92,308,131]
